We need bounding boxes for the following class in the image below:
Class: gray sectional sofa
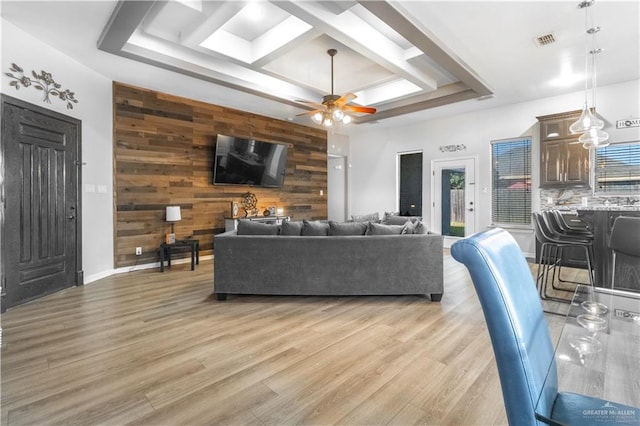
[213,221,444,301]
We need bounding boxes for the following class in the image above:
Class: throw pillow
[401,220,415,234]
[383,213,423,225]
[237,220,280,235]
[413,220,429,234]
[351,212,380,223]
[301,219,330,236]
[366,222,404,235]
[328,221,368,236]
[280,220,303,236]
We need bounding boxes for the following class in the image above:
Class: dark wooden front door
[1,95,82,311]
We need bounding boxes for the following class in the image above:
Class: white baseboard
[83,254,213,284]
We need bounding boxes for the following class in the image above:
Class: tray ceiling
[98,0,492,125]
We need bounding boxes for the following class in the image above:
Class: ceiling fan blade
[344,105,377,114]
[296,109,323,117]
[335,93,357,106]
[295,99,326,109]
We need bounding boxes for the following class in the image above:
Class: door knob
[467,208,474,212]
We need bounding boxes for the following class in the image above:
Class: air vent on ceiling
[535,33,557,47]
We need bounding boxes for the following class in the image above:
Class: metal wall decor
[439,144,467,153]
[5,63,78,109]
[241,192,258,217]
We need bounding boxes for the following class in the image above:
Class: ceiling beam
[359,1,493,98]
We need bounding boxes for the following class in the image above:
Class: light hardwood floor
[1,251,569,425]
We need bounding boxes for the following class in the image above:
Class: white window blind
[491,137,532,225]
[595,141,640,194]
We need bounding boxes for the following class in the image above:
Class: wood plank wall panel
[113,82,327,267]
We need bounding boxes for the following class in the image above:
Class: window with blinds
[594,141,640,194]
[491,137,532,225]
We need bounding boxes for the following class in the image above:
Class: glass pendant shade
[579,127,609,148]
[569,105,604,134]
[342,114,352,125]
[312,112,323,124]
[323,116,333,127]
[332,109,344,121]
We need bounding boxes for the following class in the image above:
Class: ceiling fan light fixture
[298,49,376,128]
[312,112,324,124]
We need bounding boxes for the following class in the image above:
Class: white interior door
[431,158,477,247]
[328,155,347,221]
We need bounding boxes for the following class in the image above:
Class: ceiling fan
[297,49,376,127]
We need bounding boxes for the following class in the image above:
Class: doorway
[1,95,82,311]
[431,158,477,246]
[398,151,423,216]
[327,155,347,221]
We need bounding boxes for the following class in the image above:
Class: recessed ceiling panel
[222,2,291,42]
[142,1,205,42]
[262,35,393,96]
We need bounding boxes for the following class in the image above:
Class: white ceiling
[2,1,639,131]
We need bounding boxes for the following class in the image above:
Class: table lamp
[165,206,181,244]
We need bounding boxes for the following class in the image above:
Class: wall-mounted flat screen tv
[213,134,288,188]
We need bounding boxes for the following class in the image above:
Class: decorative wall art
[5,63,78,109]
[241,192,258,217]
[439,144,467,153]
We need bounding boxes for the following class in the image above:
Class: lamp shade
[166,206,181,222]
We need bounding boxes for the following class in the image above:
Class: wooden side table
[160,239,199,272]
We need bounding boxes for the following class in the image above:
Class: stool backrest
[609,216,640,290]
[609,216,640,257]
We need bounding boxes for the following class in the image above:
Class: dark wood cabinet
[538,110,590,188]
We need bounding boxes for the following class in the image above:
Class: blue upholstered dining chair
[451,228,637,426]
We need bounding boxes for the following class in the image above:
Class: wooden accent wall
[113,82,327,267]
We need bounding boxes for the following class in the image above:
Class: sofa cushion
[301,219,330,236]
[280,220,303,236]
[367,222,405,235]
[383,213,423,225]
[237,220,280,235]
[351,212,380,223]
[329,221,368,236]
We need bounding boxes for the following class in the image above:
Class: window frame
[490,137,532,226]
[592,140,640,196]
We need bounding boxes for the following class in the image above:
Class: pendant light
[570,0,609,148]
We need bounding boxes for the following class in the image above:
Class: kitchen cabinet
[538,110,590,188]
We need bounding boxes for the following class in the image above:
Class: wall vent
[535,33,557,46]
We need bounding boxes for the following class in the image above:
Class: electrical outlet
[135,247,142,256]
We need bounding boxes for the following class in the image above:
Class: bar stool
[609,216,640,290]
[549,210,593,238]
[531,213,594,303]
[542,210,595,289]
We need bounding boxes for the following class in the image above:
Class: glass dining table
[536,285,640,424]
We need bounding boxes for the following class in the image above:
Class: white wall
[1,19,114,283]
[347,79,640,256]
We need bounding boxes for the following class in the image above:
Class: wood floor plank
[1,253,570,425]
